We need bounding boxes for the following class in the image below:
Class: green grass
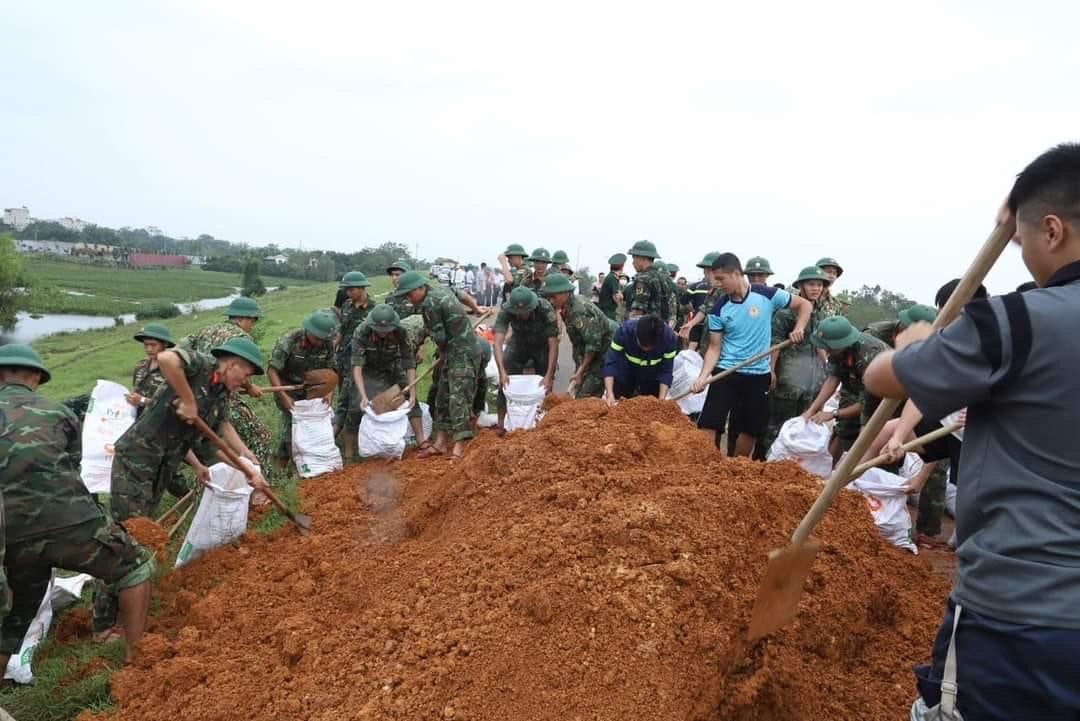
[21,256,316,317]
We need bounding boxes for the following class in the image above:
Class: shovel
[747,218,1015,641]
[369,363,437,415]
[669,340,793,403]
[849,422,963,479]
[155,489,195,525]
[250,369,339,398]
[188,416,313,535]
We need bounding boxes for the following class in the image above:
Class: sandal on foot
[494,427,507,438]
[417,445,445,459]
[94,626,126,644]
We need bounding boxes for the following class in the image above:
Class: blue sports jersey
[706,283,791,374]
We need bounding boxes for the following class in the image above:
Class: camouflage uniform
[865,320,899,348]
[597,271,621,320]
[385,291,417,319]
[561,296,616,399]
[494,296,560,412]
[516,269,548,294]
[816,290,848,319]
[348,320,422,426]
[181,321,276,480]
[61,393,92,425]
[629,265,669,321]
[761,308,828,455]
[333,300,371,433]
[663,274,680,325]
[473,341,493,414]
[131,358,166,406]
[413,285,481,441]
[269,328,338,459]
[0,382,156,640]
[826,333,890,447]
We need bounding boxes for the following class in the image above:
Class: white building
[265,253,289,265]
[3,206,30,231]
[58,216,88,232]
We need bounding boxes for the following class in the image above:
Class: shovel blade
[288,511,313,536]
[303,369,339,399]
[370,384,405,415]
[747,538,822,641]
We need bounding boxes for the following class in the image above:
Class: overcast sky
[5,1,1079,302]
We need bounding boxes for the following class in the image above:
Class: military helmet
[628,239,659,259]
[224,296,263,319]
[608,252,627,267]
[210,337,266,375]
[528,247,553,263]
[745,256,774,276]
[811,316,861,351]
[393,270,428,297]
[504,243,528,257]
[792,265,832,288]
[898,304,937,328]
[667,263,680,274]
[542,273,575,295]
[386,258,412,274]
[654,261,667,272]
[340,270,371,288]
[0,343,52,384]
[696,251,720,269]
[816,257,844,276]
[505,287,540,313]
[133,323,176,347]
[367,304,401,334]
[551,249,570,265]
[302,310,338,340]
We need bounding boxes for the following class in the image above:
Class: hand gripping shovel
[669,340,792,403]
[253,369,339,398]
[370,363,437,415]
[188,416,312,535]
[849,422,962,479]
[747,218,1015,641]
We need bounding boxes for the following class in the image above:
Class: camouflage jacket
[413,284,475,352]
[384,292,417,319]
[597,272,621,319]
[826,333,889,398]
[494,296,560,347]
[0,382,103,541]
[562,296,615,365]
[116,348,231,486]
[630,265,670,320]
[269,328,338,388]
[663,275,679,323]
[351,322,416,375]
[816,290,847,319]
[337,299,372,361]
[771,309,826,391]
[516,269,548,294]
[865,320,899,348]
[132,359,166,401]
[181,320,252,355]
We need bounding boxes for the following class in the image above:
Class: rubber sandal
[94,626,126,643]
[417,445,445,459]
[494,427,506,438]
[417,441,434,451]
[916,533,951,551]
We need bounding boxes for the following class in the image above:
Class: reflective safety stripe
[625,353,664,366]
[610,342,625,351]
[662,350,677,359]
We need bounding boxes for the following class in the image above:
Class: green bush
[135,303,181,320]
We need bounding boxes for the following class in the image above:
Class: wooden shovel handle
[256,384,304,393]
[791,219,1015,545]
[849,422,962,478]
[669,340,792,403]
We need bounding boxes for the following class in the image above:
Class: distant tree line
[837,284,922,328]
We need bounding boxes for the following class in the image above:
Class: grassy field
[21,256,315,317]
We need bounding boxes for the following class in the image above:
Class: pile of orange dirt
[92,397,950,721]
[123,516,169,562]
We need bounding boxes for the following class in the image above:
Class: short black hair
[635,314,664,348]
[1016,281,1039,293]
[710,253,742,273]
[773,282,786,290]
[1007,142,1080,220]
[934,278,989,310]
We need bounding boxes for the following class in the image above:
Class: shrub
[136,303,181,320]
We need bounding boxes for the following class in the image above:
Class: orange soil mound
[124,516,169,562]
[94,397,949,721]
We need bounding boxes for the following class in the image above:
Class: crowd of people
[2,143,1080,719]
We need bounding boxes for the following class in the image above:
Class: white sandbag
[942,409,965,441]
[766,417,834,478]
[291,398,343,478]
[476,412,499,428]
[404,401,433,445]
[669,350,707,415]
[503,375,546,431]
[849,467,918,554]
[485,353,499,382]
[359,405,412,459]
[901,452,925,480]
[4,576,54,683]
[175,462,254,568]
[51,573,94,611]
[80,379,137,493]
[945,480,957,518]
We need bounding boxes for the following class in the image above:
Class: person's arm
[787,294,812,342]
[217,421,269,488]
[656,330,677,399]
[498,253,514,284]
[456,289,482,314]
[679,310,706,340]
[404,367,417,407]
[801,375,841,421]
[157,350,199,422]
[266,366,293,413]
[603,375,617,406]
[184,449,211,486]
[494,330,509,388]
[544,335,558,393]
[691,330,723,393]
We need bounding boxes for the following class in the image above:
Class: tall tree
[0,233,26,330]
[240,256,267,297]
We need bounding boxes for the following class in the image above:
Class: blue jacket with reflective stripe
[602,318,678,388]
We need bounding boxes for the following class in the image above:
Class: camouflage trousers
[572,355,606,399]
[497,343,551,413]
[916,460,949,536]
[434,343,481,441]
[759,383,816,460]
[229,395,276,482]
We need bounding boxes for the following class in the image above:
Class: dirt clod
[124,516,169,562]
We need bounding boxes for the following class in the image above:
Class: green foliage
[0,232,26,329]
[135,303,181,320]
[838,284,921,329]
[241,256,267,297]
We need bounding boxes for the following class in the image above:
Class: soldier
[602,315,678,403]
[542,273,614,399]
[627,240,669,322]
[471,336,494,425]
[384,259,417,318]
[180,296,275,486]
[267,310,338,465]
[520,248,554,293]
[815,256,848,318]
[126,324,175,413]
[865,304,938,348]
[654,261,680,327]
[0,344,155,663]
[597,253,626,321]
[497,243,530,302]
[551,249,571,271]
[333,271,373,457]
[800,316,890,457]
[744,256,775,286]
[679,251,721,351]
[97,336,269,637]
[351,304,426,448]
[493,287,559,434]
[393,271,481,459]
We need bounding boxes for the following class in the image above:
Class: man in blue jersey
[691,253,811,456]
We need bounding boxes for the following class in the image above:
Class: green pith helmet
[133,323,176,347]
[628,239,659,259]
[696,251,720,269]
[0,343,52,384]
[210,337,266,375]
[529,247,552,263]
[608,253,627,267]
[505,287,540,313]
[504,243,528,257]
[667,263,680,274]
[745,256,774,276]
[224,296,263,319]
[367,304,401,334]
[560,265,575,277]
[816,257,844,276]
[654,261,667,272]
[551,250,570,265]
[811,316,861,351]
[542,273,575,295]
[898,304,937,328]
[302,310,338,340]
[386,258,412,274]
[792,265,832,288]
[340,271,371,288]
[393,270,428,297]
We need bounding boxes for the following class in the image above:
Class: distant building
[146,225,163,236]
[265,254,289,265]
[128,253,190,269]
[16,239,78,255]
[3,206,30,231]
[57,216,88,232]
[185,255,206,266]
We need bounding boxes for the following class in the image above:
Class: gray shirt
[893,263,1080,629]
